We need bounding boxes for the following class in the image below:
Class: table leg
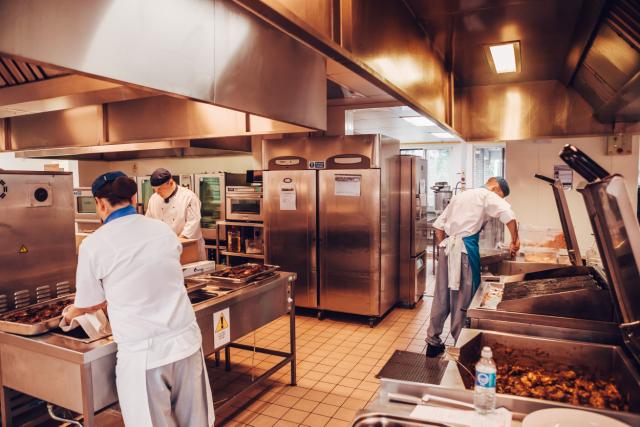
[224,346,231,372]
[289,276,297,386]
[214,351,220,367]
[80,364,95,427]
[0,386,12,427]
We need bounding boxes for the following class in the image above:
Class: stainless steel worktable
[0,271,296,426]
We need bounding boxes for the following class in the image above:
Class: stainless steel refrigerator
[398,155,429,307]
[263,135,400,321]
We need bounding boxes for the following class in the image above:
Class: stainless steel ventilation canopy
[0,0,326,130]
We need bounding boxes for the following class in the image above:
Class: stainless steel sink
[351,413,451,427]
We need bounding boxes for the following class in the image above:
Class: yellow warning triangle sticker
[18,245,28,254]
[215,313,229,332]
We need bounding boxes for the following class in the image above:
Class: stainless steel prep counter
[0,271,296,426]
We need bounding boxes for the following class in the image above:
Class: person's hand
[509,238,521,257]
[63,304,85,323]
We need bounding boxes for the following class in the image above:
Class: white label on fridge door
[334,174,361,197]
[279,182,296,210]
[213,308,231,348]
[419,179,426,194]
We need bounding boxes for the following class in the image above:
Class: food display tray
[208,263,280,285]
[0,295,75,336]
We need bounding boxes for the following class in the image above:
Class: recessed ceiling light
[431,132,455,139]
[486,41,521,74]
[401,116,435,127]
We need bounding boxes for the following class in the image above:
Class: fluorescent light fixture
[487,41,521,74]
[401,116,435,127]
[431,132,455,139]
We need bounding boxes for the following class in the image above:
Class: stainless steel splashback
[0,171,77,312]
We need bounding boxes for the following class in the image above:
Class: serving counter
[0,271,297,426]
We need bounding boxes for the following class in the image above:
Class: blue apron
[104,205,137,224]
[462,232,481,294]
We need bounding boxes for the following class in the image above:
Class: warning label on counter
[213,308,230,347]
[18,245,28,254]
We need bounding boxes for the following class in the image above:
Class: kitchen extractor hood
[571,0,640,122]
[5,95,309,160]
[14,138,252,161]
[0,69,154,118]
[0,0,326,130]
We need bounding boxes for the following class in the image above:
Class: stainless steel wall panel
[0,171,77,311]
[264,170,317,308]
[319,169,380,316]
[0,0,326,130]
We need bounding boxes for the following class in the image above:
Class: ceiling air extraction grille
[0,56,66,88]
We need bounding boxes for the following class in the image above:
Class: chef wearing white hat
[64,171,214,427]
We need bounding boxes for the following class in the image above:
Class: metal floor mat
[376,350,448,385]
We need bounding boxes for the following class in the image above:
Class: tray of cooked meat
[0,295,74,336]
[455,330,640,416]
[208,263,280,285]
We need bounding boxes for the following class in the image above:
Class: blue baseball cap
[496,177,510,197]
[91,171,127,196]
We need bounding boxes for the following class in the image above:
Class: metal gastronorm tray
[0,295,75,336]
[208,263,280,285]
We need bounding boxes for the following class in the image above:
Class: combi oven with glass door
[73,187,100,232]
[226,186,263,222]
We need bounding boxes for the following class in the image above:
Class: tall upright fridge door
[264,170,318,308]
[319,169,381,316]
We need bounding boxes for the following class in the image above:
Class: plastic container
[245,239,263,254]
[522,247,558,263]
[474,346,497,414]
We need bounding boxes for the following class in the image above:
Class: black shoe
[426,344,445,358]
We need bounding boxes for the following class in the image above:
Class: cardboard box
[179,238,200,265]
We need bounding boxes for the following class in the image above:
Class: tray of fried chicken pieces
[0,295,75,336]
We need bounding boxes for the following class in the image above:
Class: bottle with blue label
[474,346,496,414]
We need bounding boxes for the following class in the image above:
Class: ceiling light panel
[487,41,521,74]
[402,116,436,127]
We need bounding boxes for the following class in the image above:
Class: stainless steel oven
[226,186,263,221]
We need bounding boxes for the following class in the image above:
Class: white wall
[0,152,80,186]
[506,136,640,253]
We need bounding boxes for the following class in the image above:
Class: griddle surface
[502,274,598,301]
[376,350,447,385]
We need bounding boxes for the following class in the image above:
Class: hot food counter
[0,269,297,426]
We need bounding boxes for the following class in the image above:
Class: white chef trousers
[426,251,475,346]
[145,350,212,427]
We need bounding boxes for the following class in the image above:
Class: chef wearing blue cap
[64,172,214,426]
[145,168,206,260]
[426,177,519,358]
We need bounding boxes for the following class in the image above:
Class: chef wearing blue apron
[426,177,519,358]
[64,171,215,426]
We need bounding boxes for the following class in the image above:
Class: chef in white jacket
[64,171,214,427]
[145,168,206,260]
[426,177,520,358]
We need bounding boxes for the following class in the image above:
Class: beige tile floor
[213,261,453,426]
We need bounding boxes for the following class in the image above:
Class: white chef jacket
[433,187,516,248]
[74,214,201,368]
[146,185,205,260]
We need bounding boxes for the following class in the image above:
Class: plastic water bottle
[474,346,496,414]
